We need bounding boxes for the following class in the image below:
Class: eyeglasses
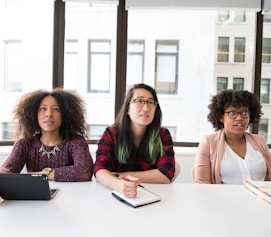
[130,98,158,108]
[224,111,250,119]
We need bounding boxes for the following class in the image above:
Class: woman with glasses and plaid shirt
[193,89,271,184]
[94,84,175,198]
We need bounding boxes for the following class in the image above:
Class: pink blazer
[193,129,271,184]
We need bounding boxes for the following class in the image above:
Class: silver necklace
[39,139,61,158]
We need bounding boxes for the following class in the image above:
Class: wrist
[42,167,52,176]
[116,179,123,192]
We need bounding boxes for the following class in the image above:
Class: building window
[64,39,78,89]
[218,11,229,22]
[218,11,246,23]
[4,40,23,92]
[234,11,246,22]
[166,126,177,142]
[263,14,271,23]
[217,77,228,92]
[155,40,178,94]
[261,78,270,104]
[262,38,271,64]
[88,124,107,140]
[1,122,14,140]
[126,40,145,90]
[233,77,244,91]
[259,118,268,141]
[88,40,111,93]
[234,37,245,62]
[218,37,229,62]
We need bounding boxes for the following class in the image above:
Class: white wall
[0,145,196,183]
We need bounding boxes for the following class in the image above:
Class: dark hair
[114,83,163,164]
[207,89,263,130]
[13,87,88,141]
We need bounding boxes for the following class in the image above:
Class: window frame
[0,0,268,148]
[87,40,112,93]
[217,37,230,62]
[154,40,179,94]
[126,40,145,88]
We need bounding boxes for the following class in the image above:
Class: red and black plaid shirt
[94,126,175,180]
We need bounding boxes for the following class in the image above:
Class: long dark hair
[114,83,163,164]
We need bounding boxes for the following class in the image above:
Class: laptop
[0,173,59,200]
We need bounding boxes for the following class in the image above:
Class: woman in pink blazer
[193,90,271,184]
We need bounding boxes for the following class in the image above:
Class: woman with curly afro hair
[193,89,271,184]
[0,88,93,182]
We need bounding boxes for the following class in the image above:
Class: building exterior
[0,1,270,143]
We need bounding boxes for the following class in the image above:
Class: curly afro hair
[207,89,263,130]
[12,88,88,141]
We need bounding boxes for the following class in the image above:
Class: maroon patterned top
[94,126,175,180]
[0,135,93,182]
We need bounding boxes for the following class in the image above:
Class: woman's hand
[117,175,141,198]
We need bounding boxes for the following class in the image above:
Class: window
[64,1,117,136]
[126,40,145,89]
[261,11,271,143]
[263,14,271,23]
[217,77,244,92]
[88,40,111,93]
[3,40,23,92]
[88,124,107,140]
[218,11,230,22]
[127,8,258,142]
[2,1,270,145]
[218,37,229,62]
[166,126,177,142]
[217,77,228,92]
[234,37,245,62]
[233,77,244,90]
[1,122,14,140]
[261,78,270,104]
[0,0,54,144]
[259,118,269,141]
[262,38,271,63]
[234,11,246,22]
[64,39,78,90]
[218,11,246,23]
[155,41,179,94]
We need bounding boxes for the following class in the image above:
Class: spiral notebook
[112,186,161,208]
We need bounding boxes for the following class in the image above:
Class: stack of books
[245,180,271,204]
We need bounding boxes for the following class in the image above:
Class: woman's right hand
[117,175,141,198]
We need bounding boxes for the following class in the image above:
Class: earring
[33,130,41,136]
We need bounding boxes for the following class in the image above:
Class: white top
[1,181,271,237]
[221,141,267,184]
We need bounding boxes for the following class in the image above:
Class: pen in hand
[121,176,144,188]
[113,173,144,188]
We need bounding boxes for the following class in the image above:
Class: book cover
[111,186,161,208]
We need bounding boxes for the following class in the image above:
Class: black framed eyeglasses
[130,98,158,108]
[224,111,250,119]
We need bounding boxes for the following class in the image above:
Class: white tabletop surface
[0,180,270,237]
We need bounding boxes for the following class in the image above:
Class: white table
[0,181,270,237]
